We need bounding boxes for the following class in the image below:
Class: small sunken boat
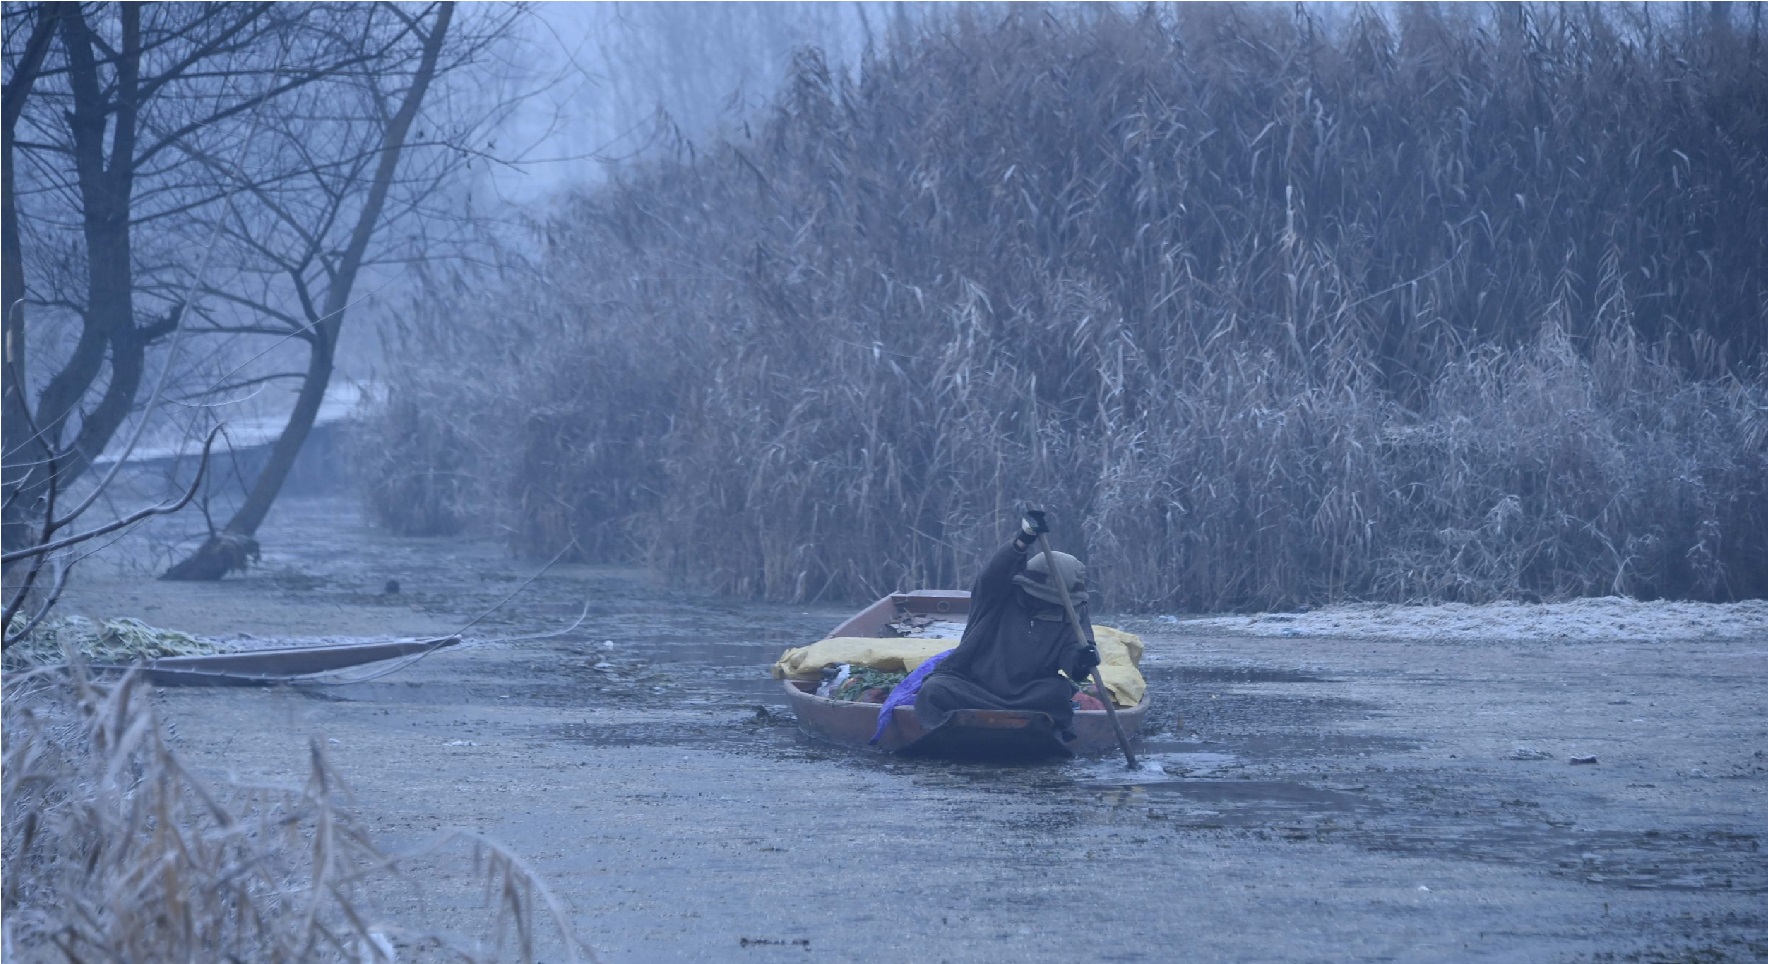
[94,635,459,687]
[778,589,1149,761]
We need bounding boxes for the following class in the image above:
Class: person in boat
[913,510,1101,737]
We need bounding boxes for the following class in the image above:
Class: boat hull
[785,589,1150,760]
[901,708,1070,761]
[92,635,459,687]
[782,677,1149,760]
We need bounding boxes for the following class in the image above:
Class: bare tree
[2,3,396,553]
[2,4,387,637]
[1,3,59,554]
[160,1,534,579]
[4,2,522,585]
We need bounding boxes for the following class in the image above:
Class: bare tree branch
[3,426,223,566]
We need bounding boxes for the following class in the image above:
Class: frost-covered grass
[1178,598,1768,642]
[1,615,217,669]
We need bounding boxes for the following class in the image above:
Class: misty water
[51,492,1762,961]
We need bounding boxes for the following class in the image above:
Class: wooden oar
[1034,531,1139,769]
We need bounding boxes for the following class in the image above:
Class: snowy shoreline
[1166,597,1768,642]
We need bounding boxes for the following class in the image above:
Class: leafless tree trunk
[164,2,457,580]
[34,4,151,490]
[1,3,60,554]
[3,2,339,550]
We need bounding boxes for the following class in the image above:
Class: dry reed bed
[362,4,1768,610]
[1,668,586,962]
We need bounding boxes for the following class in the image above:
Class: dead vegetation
[1,667,589,962]
[363,4,1768,610]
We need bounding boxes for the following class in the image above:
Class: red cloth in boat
[1072,690,1106,711]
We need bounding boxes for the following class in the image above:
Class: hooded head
[1014,550,1085,606]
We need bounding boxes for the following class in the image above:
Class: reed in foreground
[1,667,591,963]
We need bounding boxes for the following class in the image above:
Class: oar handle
[1035,531,1139,769]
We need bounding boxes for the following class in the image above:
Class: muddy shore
[51,496,1768,962]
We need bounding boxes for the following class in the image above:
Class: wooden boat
[92,635,459,687]
[782,589,1148,760]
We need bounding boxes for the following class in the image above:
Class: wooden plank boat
[92,635,459,687]
[782,589,1148,759]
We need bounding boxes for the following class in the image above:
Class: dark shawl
[914,538,1096,729]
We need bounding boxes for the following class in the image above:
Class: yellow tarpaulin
[771,637,954,679]
[771,625,1146,708]
[1089,626,1146,708]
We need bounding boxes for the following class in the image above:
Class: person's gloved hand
[1019,509,1050,539]
[1071,643,1101,680]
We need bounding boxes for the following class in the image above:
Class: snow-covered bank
[1175,597,1768,642]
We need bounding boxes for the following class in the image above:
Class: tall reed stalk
[2,668,588,962]
[364,3,1768,609]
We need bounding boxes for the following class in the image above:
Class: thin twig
[4,427,224,566]
[454,538,581,636]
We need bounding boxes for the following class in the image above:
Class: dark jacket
[915,538,1096,728]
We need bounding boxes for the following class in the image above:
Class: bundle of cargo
[772,624,1145,707]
